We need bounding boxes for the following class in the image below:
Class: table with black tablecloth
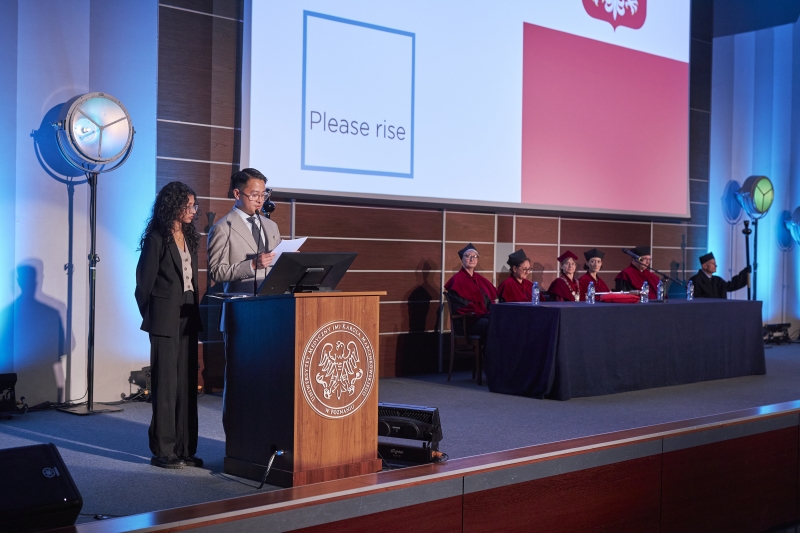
[484,299,765,400]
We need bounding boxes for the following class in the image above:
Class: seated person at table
[547,251,581,302]
[497,249,533,303]
[688,252,751,299]
[444,243,498,338]
[579,248,610,300]
[614,245,660,299]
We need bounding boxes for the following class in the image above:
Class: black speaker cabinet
[0,443,82,533]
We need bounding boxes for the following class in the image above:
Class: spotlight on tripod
[53,93,135,416]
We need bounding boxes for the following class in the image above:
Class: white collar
[234,206,259,225]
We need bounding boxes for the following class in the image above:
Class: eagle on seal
[315,340,364,400]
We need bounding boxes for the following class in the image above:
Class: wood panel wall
[157,0,713,386]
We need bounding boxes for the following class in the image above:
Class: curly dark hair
[139,181,200,253]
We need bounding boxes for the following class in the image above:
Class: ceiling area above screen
[245,1,691,218]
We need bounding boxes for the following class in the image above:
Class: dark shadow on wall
[395,262,440,376]
[31,103,85,401]
[530,262,545,285]
[1,260,72,405]
[407,261,435,331]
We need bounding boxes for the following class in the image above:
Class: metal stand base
[57,404,123,416]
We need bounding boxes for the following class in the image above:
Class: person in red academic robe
[497,249,533,303]
[578,248,610,300]
[547,250,581,302]
[614,245,661,299]
[444,243,498,338]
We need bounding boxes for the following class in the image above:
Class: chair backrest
[443,290,469,337]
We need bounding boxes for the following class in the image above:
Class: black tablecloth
[484,299,766,400]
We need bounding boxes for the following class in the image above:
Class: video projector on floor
[378,402,443,466]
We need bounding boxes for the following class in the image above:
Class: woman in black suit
[135,181,203,469]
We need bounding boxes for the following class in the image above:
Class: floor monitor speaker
[0,443,82,533]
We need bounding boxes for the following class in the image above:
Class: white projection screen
[244,0,691,218]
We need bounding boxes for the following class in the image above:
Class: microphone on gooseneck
[253,213,264,297]
[621,248,641,261]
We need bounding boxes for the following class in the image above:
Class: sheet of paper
[271,237,307,265]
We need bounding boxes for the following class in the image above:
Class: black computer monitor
[257,252,357,295]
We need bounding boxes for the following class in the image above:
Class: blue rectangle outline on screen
[301,10,415,179]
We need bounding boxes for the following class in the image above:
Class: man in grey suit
[207,168,282,294]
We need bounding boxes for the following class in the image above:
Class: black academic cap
[507,249,528,267]
[583,248,605,261]
[458,243,479,259]
[699,252,715,265]
[632,245,651,257]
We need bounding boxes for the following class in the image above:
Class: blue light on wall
[710,23,796,322]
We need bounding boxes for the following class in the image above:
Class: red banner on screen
[520,23,688,216]
[583,0,646,31]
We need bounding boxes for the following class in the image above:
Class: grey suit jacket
[207,209,282,293]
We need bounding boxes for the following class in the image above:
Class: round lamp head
[735,175,774,220]
[56,92,133,168]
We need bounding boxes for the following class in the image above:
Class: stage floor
[2,343,800,524]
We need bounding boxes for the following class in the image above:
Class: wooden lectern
[222,292,384,487]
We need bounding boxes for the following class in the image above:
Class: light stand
[52,93,135,415]
[742,220,752,300]
[753,218,759,301]
[735,176,774,302]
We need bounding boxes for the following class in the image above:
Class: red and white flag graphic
[582,0,647,30]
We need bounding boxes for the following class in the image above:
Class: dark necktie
[248,216,266,252]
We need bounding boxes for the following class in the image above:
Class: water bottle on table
[656,280,664,301]
[640,281,649,303]
[686,280,694,301]
[586,281,595,304]
[532,282,540,305]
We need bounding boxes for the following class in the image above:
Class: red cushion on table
[596,293,640,304]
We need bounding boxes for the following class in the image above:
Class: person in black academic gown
[497,249,533,303]
[444,243,498,338]
[688,252,751,299]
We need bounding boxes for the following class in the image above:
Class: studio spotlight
[53,93,135,416]
[736,175,774,220]
[735,176,774,301]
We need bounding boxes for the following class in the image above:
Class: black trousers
[468,317,490,340]
[148,291,199,458]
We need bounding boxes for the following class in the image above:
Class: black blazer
[135,231,203,337]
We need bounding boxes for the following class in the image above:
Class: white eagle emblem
[593,0,639,19]
[315,341,364,400]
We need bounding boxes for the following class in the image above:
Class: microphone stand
[254,213,264,297]
[742,220,752,300]
[253,199,275,296]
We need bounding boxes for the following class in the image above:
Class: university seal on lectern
[300,320,376,419]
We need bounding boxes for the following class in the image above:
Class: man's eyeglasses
[183,205,199,213]
[239,188,273,202]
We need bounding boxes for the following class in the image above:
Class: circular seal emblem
[42,468,56,478]
[300,320,376,419]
